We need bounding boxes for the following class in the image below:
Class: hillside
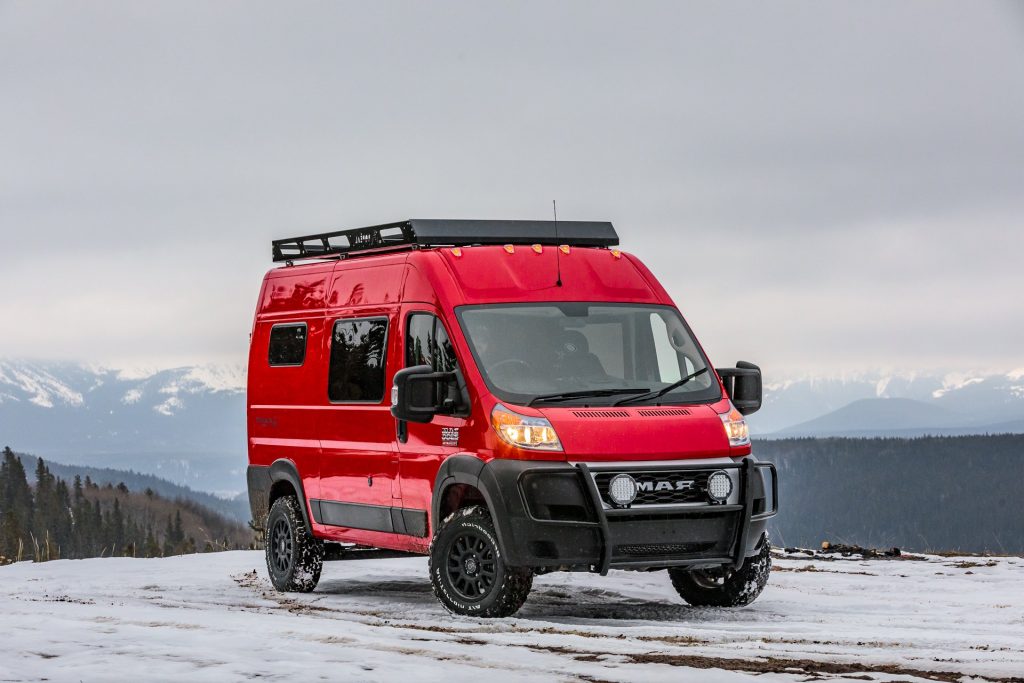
[0,449,252,564]
[15,453,250,523]
[1,549,1021,681]
[757,434,1024,553]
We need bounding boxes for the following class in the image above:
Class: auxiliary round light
[706,470,733,502]
[608,474,638,506]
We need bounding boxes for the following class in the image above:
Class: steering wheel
[489,358,532,375]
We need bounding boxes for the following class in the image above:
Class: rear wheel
[669,539,772,607]
[265,495,323,592]
[429,505,532,617]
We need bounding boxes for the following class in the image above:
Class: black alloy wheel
[445,530,498,600]
[429,505,533,617]
[270,517,294,574]
[264,495,323,593]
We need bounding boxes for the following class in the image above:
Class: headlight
[491,404,562,451]
[719,405,750,447]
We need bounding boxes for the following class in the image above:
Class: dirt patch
[950,560,998,569]
[25,594,96,605]
[526,643,1022,683]
[774,565,877,576]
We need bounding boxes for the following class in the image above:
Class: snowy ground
[2,550,1022,682]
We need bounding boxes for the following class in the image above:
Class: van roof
[271,219,618,263]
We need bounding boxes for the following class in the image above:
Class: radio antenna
[553,199,563,287]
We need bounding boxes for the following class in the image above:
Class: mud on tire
[429,505,532,618]
[669,538,772,607]
[265,495,324,593]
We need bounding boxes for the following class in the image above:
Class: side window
[328,318,388,402]
[268,323,307,366]
[405,313,459,373]
[649,314,682,382]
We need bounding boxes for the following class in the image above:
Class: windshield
[456,303,721,406]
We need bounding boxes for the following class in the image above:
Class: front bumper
[480,457,778,573]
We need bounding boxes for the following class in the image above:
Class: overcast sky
[1,1,1022,377]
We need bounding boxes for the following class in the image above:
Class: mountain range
[753,369,1024,437]
[0,360,245,495]
[1,360,1021,495]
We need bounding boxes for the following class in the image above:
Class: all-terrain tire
[429,505,532,618]
[669,539,772,607]
[265,495,323,593]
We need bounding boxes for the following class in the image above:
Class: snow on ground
[2,550,1022,682]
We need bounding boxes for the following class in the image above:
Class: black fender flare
[269,458,313,531]
[432,454,516,560]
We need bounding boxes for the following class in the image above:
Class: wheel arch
[267,459,314,531]
[432,454,514,559]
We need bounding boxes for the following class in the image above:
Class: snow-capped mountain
[0,360,246,493]
[2,360,1022,492]
[752,368,1024,436]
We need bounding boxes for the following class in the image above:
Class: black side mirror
[715,361,762,415]
[390,365,459,424]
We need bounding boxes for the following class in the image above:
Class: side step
[322,544,421,562]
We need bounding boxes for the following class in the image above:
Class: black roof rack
[271,219,618,262]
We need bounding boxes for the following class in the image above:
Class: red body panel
[247,245,748,553]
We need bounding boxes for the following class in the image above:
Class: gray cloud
[1,1,1022,375]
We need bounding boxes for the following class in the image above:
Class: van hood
[537,404,732,461]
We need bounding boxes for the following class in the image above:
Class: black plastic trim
[268,459,312,531]
[603,503,744,518]
[246,464,272,529]
[311,498,428,537]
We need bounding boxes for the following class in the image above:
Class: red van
[247,220,777,617]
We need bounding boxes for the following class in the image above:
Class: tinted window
[328,318,388,402]
[406,313,458,372]
[268,323,307,366]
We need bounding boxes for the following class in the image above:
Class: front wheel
[669,539,772,607]
[429,505,532,617]
[265,495,323,592]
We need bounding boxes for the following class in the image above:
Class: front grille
[616,542,715,556]
[593,469,714,506]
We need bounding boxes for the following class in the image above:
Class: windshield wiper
[528,388,650,407]
[613,367,710,406]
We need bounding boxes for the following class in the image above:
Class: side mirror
[716,361,762,415]
[390,365,459,424]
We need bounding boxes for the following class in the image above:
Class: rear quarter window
[268,323,307,366]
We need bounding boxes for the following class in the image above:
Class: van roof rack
[271,219,618,262]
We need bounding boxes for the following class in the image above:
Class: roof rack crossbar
[271,219,618,263]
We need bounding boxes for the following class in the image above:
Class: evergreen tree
[1,448,249,562]
[172,510,184,546]
[0,448,33,562]
[163,514,175,556]
[111,497,125,555]
[144,525,160,558]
